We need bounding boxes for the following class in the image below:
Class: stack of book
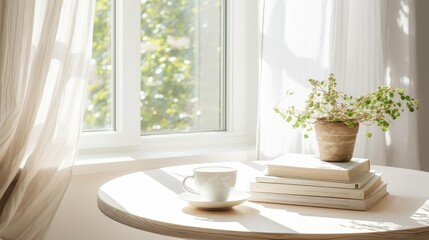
[249,154,388,210]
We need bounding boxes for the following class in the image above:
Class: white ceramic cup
[182,166,237,202]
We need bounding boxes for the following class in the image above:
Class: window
[79,0,258,152]
[140,0,225,135]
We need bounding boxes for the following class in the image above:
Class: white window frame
[78,0,260,156]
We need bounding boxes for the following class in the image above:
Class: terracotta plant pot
[314,121,359,162]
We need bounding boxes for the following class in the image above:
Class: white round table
[97,161,429,239]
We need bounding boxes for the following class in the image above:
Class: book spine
[250,184,388,211]
[256,176,361,189]
[249,182,365,199]
[249,192,365,210]
[266,168,350,183]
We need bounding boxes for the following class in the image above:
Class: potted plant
[274,73,419,162]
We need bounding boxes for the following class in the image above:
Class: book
[266,154,370,183]
[249,173,382,200]
[249,182,388,211]
[256,170,376,189]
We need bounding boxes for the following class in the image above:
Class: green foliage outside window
[83,0,113,130]
[83,0,207,134]
[140,0,198,134]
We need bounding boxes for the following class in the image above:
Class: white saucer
[179,191,251,210]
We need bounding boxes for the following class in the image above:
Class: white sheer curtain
[258,0,419,169]
[0,0,94,239]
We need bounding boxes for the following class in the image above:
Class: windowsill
[74,143,257,175]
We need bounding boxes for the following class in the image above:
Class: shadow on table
[254,194,429,232]
[181,205,298,233]
[143,169,184,195]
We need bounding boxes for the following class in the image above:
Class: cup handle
[182,175,198,194]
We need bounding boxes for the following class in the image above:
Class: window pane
[140,0,225,135]
[82,0,114,131]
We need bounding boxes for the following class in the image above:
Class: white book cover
[266,154,370,183]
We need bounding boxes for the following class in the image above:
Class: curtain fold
[0,0,95,239]
[258,0,419,169]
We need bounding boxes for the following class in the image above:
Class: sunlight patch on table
[253,205,402,233]
[410,200,429,226]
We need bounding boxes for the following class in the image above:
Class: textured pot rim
[315,119,359,127]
